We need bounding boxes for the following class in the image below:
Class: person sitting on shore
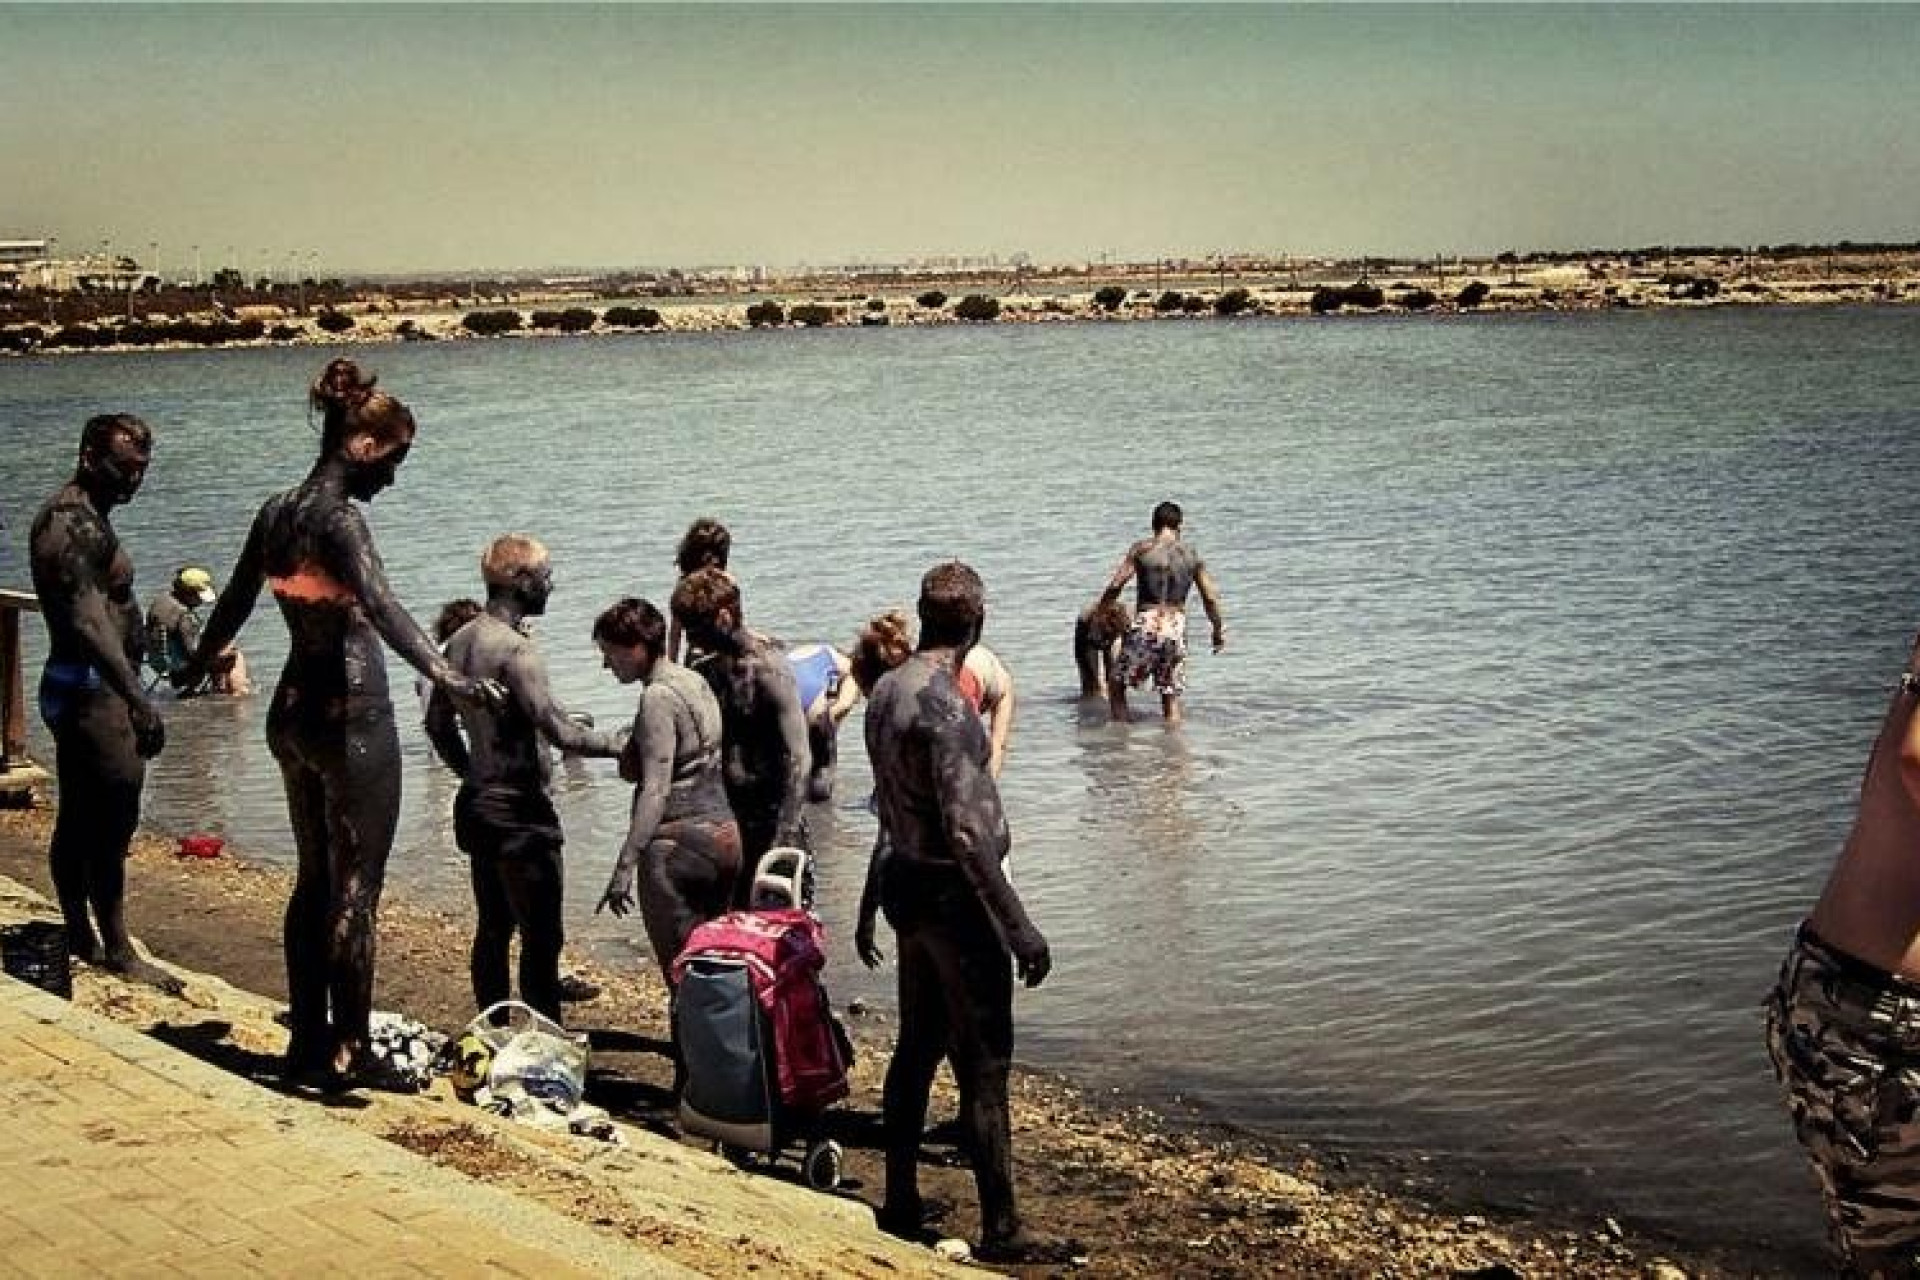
[670,567,811,906]
[425,536,623,1024]
[179,357,501,1092]
[1766,631,1920,1274]
[666,516,731,664]
[29,412,181,993]
[1100,500,1225,726]
[785,642,860,802]
[592,597,742,990]
[1075,598,1132,700]
[146,566,250,697]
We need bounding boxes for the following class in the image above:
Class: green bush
[1456,280,1491,309]
[1181,294,1208,314]
[1154,290,1186,313]
[1213,288,1252,316]
[789,303,835,327]
[269,323,302,342]
[0,326,45,352]
[746,300,785,327]
[48,325,109,349]
[603,305,662,329]
[315,309,354,333]
[1308,284,1384,314]
[952,294,1001,322]
[915,290,948,309]
[1396,289,1439,311]
[866,298,887,313]
[1092,285,1128,311]
[462,309,523,336]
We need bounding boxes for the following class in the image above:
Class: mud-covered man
[425,535,622,1022]
[1766,632,1920,1274]
[862,560,1057,1264]
[1100,500,1225,725]
[28,413,180,990]
[669,567,809,902]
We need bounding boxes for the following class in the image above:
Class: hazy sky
[5,4,1918,276]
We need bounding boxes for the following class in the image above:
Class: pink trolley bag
[670,848,852,1189]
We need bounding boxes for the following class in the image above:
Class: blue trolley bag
[675,954,774,1150]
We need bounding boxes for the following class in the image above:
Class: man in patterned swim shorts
[1096,500,1224,725]
[1766,644,1920,1276]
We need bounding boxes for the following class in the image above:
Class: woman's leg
[322,701,401,1065]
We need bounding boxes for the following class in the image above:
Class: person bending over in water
[28,413,181,992]
[956,642,1016,780]
[1075,598,1132,700]
[1099,500,1225,726]
[592,597,742,985]
[146,565,249,696]
[786,642,860,802]
[182,358,499,1091]
[425,536,622,1023]
[1766,632,1920,1274]
[862,563,1057,1263]
[666,516,731,664]
[670,567,810,904]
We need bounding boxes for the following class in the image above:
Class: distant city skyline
[5,4,1917,278]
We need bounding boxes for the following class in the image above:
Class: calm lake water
[9,308,1918,1267]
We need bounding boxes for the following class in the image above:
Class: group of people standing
[23,355,1230,1263]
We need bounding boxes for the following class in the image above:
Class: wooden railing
[1,588,41,773]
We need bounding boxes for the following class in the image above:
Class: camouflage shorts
[1765,924,1920,1277]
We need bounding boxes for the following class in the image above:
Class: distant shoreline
[6,249,1918,357]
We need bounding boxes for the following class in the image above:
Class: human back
[441,614,552,791]
[1132,536,1201,611]
[1808,685,1920,977]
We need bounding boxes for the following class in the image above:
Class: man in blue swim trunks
[28,413,181,992]
[1097,500,1225,726]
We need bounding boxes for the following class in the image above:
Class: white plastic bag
[458,1000,589,1112]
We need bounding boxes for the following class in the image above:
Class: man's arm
[598,690,677,917]
[1097,543,1141,606]
[1194,562,1225,653]
[930,706,1049,987]
[854,825,891,969]
[423,685,471,777]
[984,662,1015,779]
[503,647,620,758]
[760,653,812,844]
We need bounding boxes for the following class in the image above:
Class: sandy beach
[0,802,1762,1277]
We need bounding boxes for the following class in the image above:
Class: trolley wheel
[802,1139,844,1191]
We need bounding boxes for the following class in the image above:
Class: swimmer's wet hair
[310,357,415,462]
[671,566,741,627]
[675,517,732,575]
[481,533,549,588]
[593,597,666,653]
[433,598,483,643]
[1089,598,1132,640]
[1152,500,1183,532]
[80,413,150,456]
[850,608,913,693]
[918,561,985,646]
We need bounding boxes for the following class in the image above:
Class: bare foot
[975,1230,1083,1266]
[102,953,186,996]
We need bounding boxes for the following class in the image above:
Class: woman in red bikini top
[182,357,497,1092]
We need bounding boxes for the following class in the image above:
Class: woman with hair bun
[183,357,500,1092]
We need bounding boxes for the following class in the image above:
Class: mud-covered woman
[182,358,498,1090]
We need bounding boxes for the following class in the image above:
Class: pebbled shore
[0,803,1785,1277]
